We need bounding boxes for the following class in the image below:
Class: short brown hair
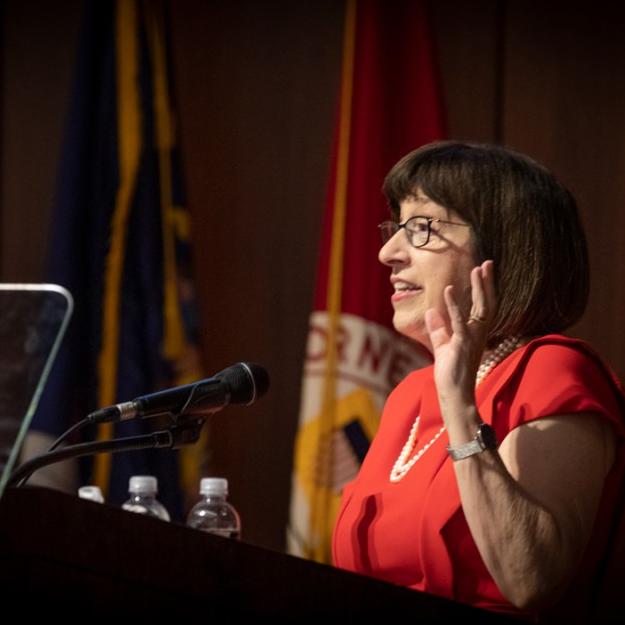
[382,141,589,346]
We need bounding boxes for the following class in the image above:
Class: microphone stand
[7,415,205,488]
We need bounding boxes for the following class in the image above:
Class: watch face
[477,423,498,450]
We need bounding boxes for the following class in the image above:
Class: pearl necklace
[389,336,521,483]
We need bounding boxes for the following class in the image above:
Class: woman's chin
[392,318,431,352]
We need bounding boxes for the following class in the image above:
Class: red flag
[289,0,445,563]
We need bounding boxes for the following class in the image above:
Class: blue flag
[30,0,203,519]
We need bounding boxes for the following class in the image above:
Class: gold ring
[468,314,486,323]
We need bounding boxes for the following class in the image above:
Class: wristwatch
[447,422,498,461]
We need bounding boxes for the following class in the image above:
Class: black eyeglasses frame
[378,215,470,248]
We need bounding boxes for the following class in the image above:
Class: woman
[332,142,625,621]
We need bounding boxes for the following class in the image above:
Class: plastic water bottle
[122,475,170,521]
[78,485,105,503]
[186,477,241,538]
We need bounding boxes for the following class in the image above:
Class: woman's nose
[378,229,410,267]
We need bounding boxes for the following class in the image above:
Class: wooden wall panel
[0,0,81,281]
[430,0,500,142]
[502,2,625,379]
[169,0,344,549]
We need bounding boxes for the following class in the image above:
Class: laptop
[0,284,73,499]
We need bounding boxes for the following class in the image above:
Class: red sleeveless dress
[332,335,625,619]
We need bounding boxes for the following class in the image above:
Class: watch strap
[447,438,484,461]
[447,422,497,461]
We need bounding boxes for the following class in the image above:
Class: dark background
[2,0,625,552]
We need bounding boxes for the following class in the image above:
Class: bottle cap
[128,475,158,494]
[200,477,228,496]
[78,485,105,503]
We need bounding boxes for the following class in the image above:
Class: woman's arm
[425,260,616,609]
[450,409,614,609]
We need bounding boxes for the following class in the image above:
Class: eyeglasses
[378,215,470,248]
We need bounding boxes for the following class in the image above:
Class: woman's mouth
[391,280,422,302]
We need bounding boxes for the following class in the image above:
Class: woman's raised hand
[424,260,497,417]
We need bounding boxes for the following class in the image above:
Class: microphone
[87,362,269,424]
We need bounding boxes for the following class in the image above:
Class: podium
[0,486,522,620]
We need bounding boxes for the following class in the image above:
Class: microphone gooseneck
[12,362,270,489]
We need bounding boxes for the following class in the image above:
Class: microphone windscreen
[218,362,270,405]
[244,362,270,400]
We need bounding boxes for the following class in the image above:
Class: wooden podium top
[0,485,521,621]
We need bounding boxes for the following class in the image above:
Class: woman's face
[378,192,476,351]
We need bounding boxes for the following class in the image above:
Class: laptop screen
[0,284,73,498]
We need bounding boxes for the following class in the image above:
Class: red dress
[332,335,625,619]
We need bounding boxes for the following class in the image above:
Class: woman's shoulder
[491,333,625,433]
[521,332,604,358]
[516,334,623,389]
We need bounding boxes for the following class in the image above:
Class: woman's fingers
[431,260,497,350]
[444,285,468,338]
[468,260,496,328]
[468,266,487,324]
[425,307,450,351]
[481,260,497,316]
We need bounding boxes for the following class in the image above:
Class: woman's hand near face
[424,259,496,424]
